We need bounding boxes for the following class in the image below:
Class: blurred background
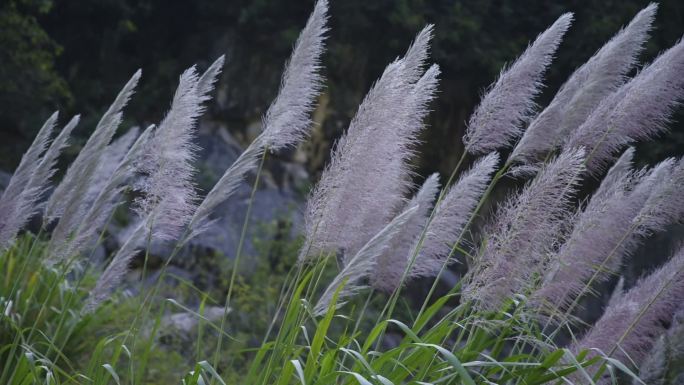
[3,0,684,174]
[1,0,683,317]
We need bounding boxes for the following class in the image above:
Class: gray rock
[171,125,305,261]
[188,182,302,261]
[161,306,228,333]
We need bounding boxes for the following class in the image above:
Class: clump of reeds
[1,1,683,383]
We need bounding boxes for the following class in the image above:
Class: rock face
[188,183,302,260]
[189,122,306,261]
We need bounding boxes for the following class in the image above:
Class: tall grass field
[1,1,683,384]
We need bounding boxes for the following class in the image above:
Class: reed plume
[464,13,572,155]
[633,309,684,385]
[372,173,440,292]
[0,113,74,249]
[463,149,584,310]
[190,0,328,232]
[85,62,218,310]
[314,205,418,315]
[302,25,438,263]
[573,246,684,379]
[46,71,141,222]
[47,71,141,258]
[566,38,684,174]
[414,152,500,278]
[511,4,656,163]
[531,155,664,315]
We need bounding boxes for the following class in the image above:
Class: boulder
[161,306,228,333]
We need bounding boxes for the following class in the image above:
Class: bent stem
[262,221,324,345]
[413,159,511,325]
[553,214,644,332]
[5,227,45,304]
[610,270,682,356]
[370,150,469,352]
[591,264,683,382]
[49,211,119,362]
[211,147,268,373]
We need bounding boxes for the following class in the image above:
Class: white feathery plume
[54,125,154,262]
[354,63,441,265]
[189,136,263,232]
[606,277,625,310]
[0,112,58,228]
[632,157,684,238]
[572,246,684,377]
[462,148,585,310]
[372,173,440,292]
[23,115,80,215]
[532,158,674,315]
[566,38,684,174]
[302,27,438,262]
[45,70,141,221]
[0,113,70,249]
[75,55,224,255]
[133,66,208,243]
[612,39,684,143]
[371,61,441,200]
[633,309,684,385]
[313,205,418,316]
[375,62,440,207]
[262,0,328,150]
[302,60,408,260]
[83,221,147,313]
[463,13,573,155]
[3,112,59,203]
[371,152,499,293]
[631,333,667,385]
[593,147,635,202]
[511,4,656,163]
[411,152,500,280]
[83,126,140,209]
[189,1,328,232]
[400,24,435,84]
[47,71,141,259]
[197,55,226,104]
[531,162,646,313]
[85,124,153,219]
[86,64,216,308]
[26,116,80,197]
[505,163,543,179]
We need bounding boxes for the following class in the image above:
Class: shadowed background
[2,0,683,175]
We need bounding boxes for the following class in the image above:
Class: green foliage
[0,225,643,384]
[0,0,71,170]
[229,264,601,385]
[0,234,201,385]
[0,233,100,383]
